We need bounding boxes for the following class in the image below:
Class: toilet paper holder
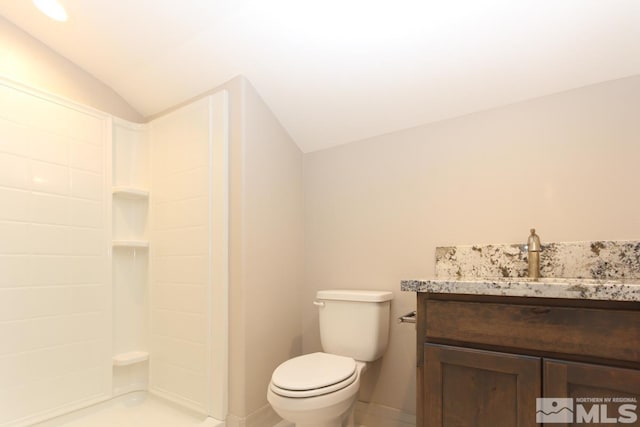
[398,310,416,324]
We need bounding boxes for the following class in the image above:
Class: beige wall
[227,77,304,422]
[303,75,640,416]
[0,16,142,122]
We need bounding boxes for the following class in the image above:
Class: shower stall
[0,79,229,427]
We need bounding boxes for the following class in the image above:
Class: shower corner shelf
[112,239,149,248]
[113,351,149,366]
[112,186,150,199]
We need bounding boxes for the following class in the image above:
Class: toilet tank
[316,290,393,362]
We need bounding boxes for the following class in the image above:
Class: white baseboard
[197,417,225,427]
[226,403,283,427]
[226,400,414,427]
[354,401,416,427]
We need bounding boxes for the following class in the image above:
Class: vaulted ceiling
[2,0,640,152]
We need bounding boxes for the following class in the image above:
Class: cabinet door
[424,344,540,427]
[544,359,640,426]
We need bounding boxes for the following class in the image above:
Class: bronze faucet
[527,229,541,280]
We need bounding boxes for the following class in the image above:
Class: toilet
[267,289,393,427]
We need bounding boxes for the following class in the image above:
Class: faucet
[527,229,541,280]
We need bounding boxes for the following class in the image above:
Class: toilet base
[269,392,357,427]
[288,399,356,427]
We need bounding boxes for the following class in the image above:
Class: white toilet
[267,289,393,427]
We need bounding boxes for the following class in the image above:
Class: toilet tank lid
[316,289,393,302]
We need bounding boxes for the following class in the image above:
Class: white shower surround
[0,78,230,426]
[148,94,229,418]
[0,79,112,427]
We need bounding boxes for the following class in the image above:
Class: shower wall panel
[0,83,111,426]
[149,97,213,414]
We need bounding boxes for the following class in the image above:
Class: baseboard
[226,403,283,427]
[197,417,225,427]
[226,400,414,427]
[354,401,416,427]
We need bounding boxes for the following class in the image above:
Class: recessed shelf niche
[112,119,150,396]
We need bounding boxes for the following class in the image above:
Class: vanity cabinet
[416,293,640,427]
[544,359,640,408]
[424,344,540,426]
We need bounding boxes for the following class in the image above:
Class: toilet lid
[270,369,357,398]
[271,352,356,391]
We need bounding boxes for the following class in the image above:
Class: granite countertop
[401,277,640,302]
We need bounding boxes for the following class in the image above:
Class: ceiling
[1,0,640,152]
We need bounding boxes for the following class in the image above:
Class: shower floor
[33,392,223,427]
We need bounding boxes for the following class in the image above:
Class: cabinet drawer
[425,299,640,363]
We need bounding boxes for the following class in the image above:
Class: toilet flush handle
[313,300,325,307]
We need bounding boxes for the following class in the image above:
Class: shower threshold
[32,391,224,427]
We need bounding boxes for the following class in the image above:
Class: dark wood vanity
[415,292,640,427]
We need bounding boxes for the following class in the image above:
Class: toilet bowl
[267,290,393,427]
[267,353,367,427]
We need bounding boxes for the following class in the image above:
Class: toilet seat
[270,352,357,398]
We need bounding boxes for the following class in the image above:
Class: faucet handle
[528,228,541,252]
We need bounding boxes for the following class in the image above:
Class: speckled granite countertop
[403,239,640,302]
[401,278,640,302]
